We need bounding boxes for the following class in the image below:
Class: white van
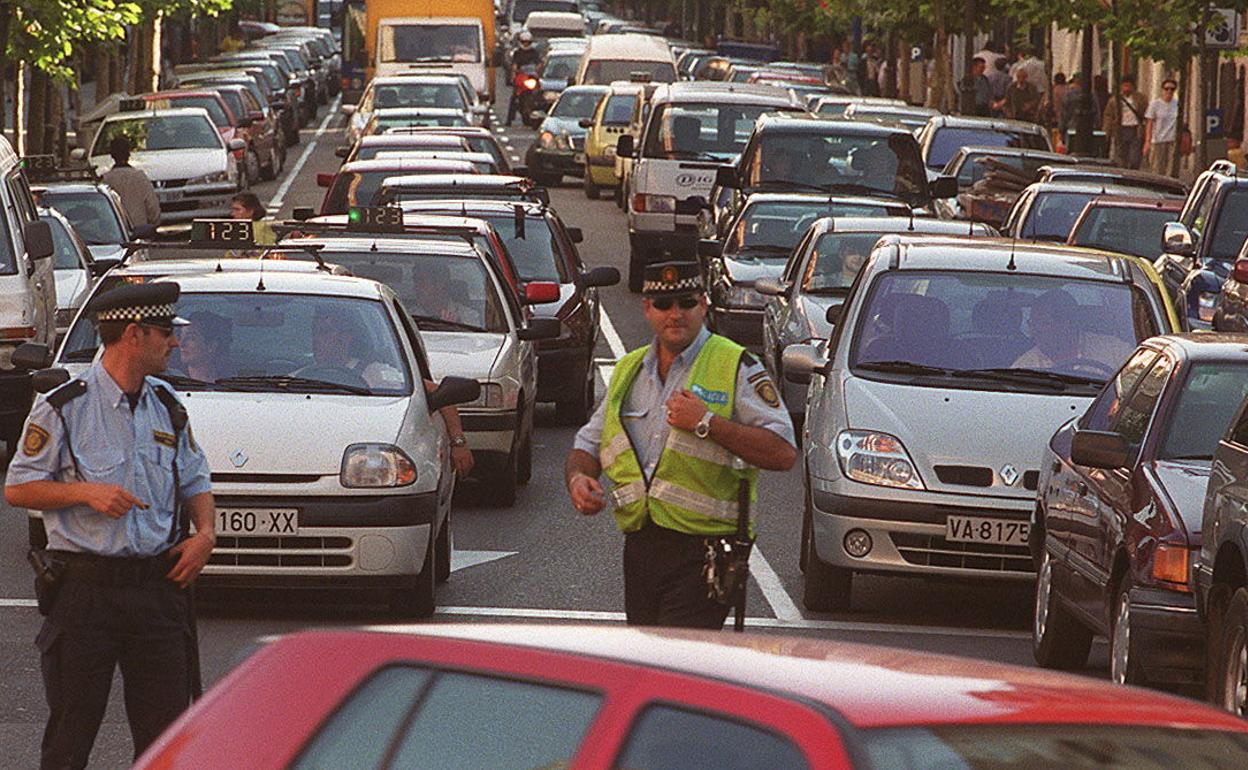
[375,17,488,98]
[0,138,57,452]
[576,34,676,86]
[523,10,586,44]
[621,81,801,290]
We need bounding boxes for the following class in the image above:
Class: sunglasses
[651,295,700,311]
[139,323,175,338]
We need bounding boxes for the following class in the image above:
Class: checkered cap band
[97,303,178,323]
[641,275,702,294]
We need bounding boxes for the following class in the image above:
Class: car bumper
[710,306,764,348]
[201,492,438,585]
[629,211,700,238]
[460,408,519,453]
[529,147,583,176]
[1127,586,1207,685]
[810,488,1034,580]
[536,345,589,402]
[156,183,236,227]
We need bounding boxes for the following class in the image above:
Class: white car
[45,262,478,616]
[342,75,485,148]
[81,106,244,232]
[37,207,94,338]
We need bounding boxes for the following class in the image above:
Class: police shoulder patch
[153,430,177,448]
[22,424,50,456]
[753,378,781,408]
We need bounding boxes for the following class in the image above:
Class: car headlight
[469,382,504,408]
[188,170,230,185]
[539,130,555,148]
[835,430,924,489]
[340,443,416,487]
[721,282,765,309]
[1197,291,1219,322]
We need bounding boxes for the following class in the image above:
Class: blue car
[525,85,608,185]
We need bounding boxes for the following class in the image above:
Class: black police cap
[87,282,188,329]
[641,261,702,297]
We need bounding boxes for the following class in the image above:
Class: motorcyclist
[507,31,541,126]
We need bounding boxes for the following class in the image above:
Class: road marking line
[451,549,517,572]
[592,356,617,365]
[599,308,628,359]
[268,95,341,213]
[0,599,36,608]
[749,546,804,623]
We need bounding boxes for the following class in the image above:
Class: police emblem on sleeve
[22,424,50,456]
[754,378,781,407]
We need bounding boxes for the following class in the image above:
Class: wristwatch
[694,411,714,439]
[449,434,468,448]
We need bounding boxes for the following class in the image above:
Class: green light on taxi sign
[346,206,404,232]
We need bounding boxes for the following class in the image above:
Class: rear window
[41,191,127,246]
[371,82,467,110]
[582,59,675,85]
[551,90,604,118]
[726,201,893,256]
[1021,191,1097,241]
[952,153,1059,188]
[1070,205,1178,258]
[374,113,469,131]
[480,213,568,282]
[165,97,230,128]
[927,126,1048,169]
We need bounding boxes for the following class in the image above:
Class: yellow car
[582,82,645,201]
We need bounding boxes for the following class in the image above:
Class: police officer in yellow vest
[565,262,797,628]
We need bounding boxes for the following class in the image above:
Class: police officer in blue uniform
[5,282,216,770]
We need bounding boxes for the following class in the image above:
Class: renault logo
[1000,464,1019,486]
[230,450,248,468]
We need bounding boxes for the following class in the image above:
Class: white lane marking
[0,599,36,608]
[749,546,803,623]
[267,95,341,213]
[451,549,517,572]
[599,308,628,359]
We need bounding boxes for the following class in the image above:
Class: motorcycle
[513,65,544,129]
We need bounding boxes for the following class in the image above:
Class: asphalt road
[0,88,1111,768]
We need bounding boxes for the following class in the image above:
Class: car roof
[953,144,1069,161]
[104,106,213,121]
[1148,333,1248,360]
[740,192,909,209]
[604,82,646,95]
[846,103,940,116]
[37,182,109,194]
[382,125,492,137]
[1024,180,1182,198]
[329,625,1248,731]
[284,235,483,258]
[339,158,479,173]
[380,173,532,189]
[810,216,996,236]
[760,114,913,137]
[1040,164,1188,192]
[373,75,463,87]
[162,269,388,298]
[652,80,803,106]
[926,114,1047,133]
[1081,195,1185,210]
[525,10,585,24]
[398,199,548,217]
[559,85,610,95]
[584,33,672,57]
[107,256,330,275]
[357,134,469,147]
[373,107,466,117]
[876,235,1143,282]
[304,213,493,233]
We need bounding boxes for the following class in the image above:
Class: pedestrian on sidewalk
[1103,75,1148,169]
[565,262,796,629]
[1144,79,1180,176]
[1000,68,1041,123]
[101,136,160,235]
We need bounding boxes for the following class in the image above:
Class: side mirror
[754,276,789,296]
[132,224,157,240]
[566,227,584,243]
[782,343,826,384]
[929,174,958,200]
[23,220,54,261]
[1070,429,1132,470]
[523,281,561,304]
[32,368,70,394]
[235,116,254,128]
[227,138,247,152]
[69,147,87,161]
[341,103,357,116]
[316,172,336,187]
[517,317,562,341]
[583,265,620,287]
[89,256,121,276]
[292,206,315,221]
[1162,221,1195,257]
[427,375,481,411]
[11,342,53,370]
[825,302,843,325]
[616,134,634,158]
[715,165,738,189]
[578,118,594,129]
[334,146,350,159]
[697,238,722,258]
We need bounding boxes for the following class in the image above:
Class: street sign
[1205,8,1241,49]
[1207,108,1225,138]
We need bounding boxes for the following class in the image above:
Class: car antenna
[907,208,915,231]
[1007,237,1017,271]
[255,257,267,291]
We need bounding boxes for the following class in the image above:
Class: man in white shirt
[1144,79,1180,176]
[101,136,161,233]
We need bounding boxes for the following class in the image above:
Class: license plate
[945,516,1029,546]
[216,508,299,536]
[574,152,585,164]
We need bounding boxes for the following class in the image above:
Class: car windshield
[478,213,567,282]
[325,170,441,213]
[357,141,468,160]
[643,102,785,160]
[725,201,894,255]
[542,54,581,81]
[582,60,676,85]
[551,90,604,118]
[372,83,467,110]
[1159,362,1248,460]
[746,132,930,205]
[43,216,84,270]
[1205,186,1248,261]
[62,292,414,395]
[42,191,127,245]
[851,271,1157,390]
[952,153,1059,188]
[319,251,508,333]
[94,115,221,153]
[862,724,1248,768]
[804,232,888,292]
[602,94,635,125]
[927,126,1048,169]
[375,113,469,131]
[378,24,480,63]
[1070,205,1178,258]
[512,0,578,23]
[1021,191,1097,241]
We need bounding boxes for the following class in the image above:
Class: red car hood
[1150,458,1212,542]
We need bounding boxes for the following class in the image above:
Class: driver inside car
[1012,288,1132,374]
[300,310,405,390]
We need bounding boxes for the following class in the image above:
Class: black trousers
[36,557,196,770]
[623,523,731,629]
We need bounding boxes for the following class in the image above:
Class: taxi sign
[21,155,57,173]
[346,206,405,233]
[191,219,254,244]
[119,97,150,113]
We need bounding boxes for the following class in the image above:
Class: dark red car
[1033,334,1248,689]
[136,625,1248,769]
[317,158,481,214]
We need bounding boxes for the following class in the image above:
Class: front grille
[933,465,993,487]
[209,534,353,568]
[890,532,1032,573]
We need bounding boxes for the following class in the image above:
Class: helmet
[518,30,533,45]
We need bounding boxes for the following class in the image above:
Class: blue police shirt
[6,362,212,557]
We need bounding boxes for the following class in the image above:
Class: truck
[364,0,496,101]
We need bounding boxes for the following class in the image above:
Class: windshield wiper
[156,373,244,391]
[215,374,371,395]
[735,244,792,257]
[820,183,914,203]
[955,367,1105,389]
[409,314,487,332]
[856,360,952,377]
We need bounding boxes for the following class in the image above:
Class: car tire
[1110,573,1147,686]
[277,140,287,172]
[517,411,533,485]
[434,511,451,584]
[583,169,601,199]
[391,525,437,618]
[244,149,262,184]
[1217,587,1248,715]
[482,447,519,507]
[801,486,852,612]
[557,358,595,426]
[1032,549,1094,670]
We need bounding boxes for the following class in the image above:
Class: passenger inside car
[177,311,237,382]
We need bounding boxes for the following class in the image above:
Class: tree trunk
[28,69,48,155]
[899,38,912,103]
[928,8,951,111]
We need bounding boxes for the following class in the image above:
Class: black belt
[50,550,174,586]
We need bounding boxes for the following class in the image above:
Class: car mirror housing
[1070,429,1133,470]
[583,266,620,288]
[615,134,634,159]
[11,342,53,370]
[517,317,562,341]
[24,220,54,261]
[825,302,843,325]
[1162,221,1195,258]
[929,175,958,200]
[89,256,122,277]
[578,118,594,129]
[715,165,739,189]
[754,276,788,296]
[782,343,826,384]
[566,227,584,243]
[427,376,481,412]
[697,239,722,258]
[523,281,561,304]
